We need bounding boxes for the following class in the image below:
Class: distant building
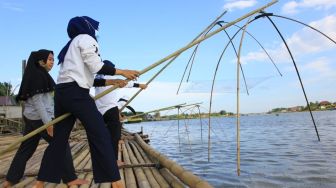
[319,101,331,110]
[0,96,17,106]
[0,96,21,118]
[289,106,303,112]
[319,101,331,106]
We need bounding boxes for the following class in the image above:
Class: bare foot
[117,160,125,167]
[32,181,44,188]
[112,180,124,188]
[2,181,12,188]
[67,179,89,186]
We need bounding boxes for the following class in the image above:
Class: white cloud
[1,2,23,12]
[282,1,299,14]
[282,0,336,15]
[302,58,336,82]
[116,81,211,113]
[223,0,257,11]
[241,15,336,64]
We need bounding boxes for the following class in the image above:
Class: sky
[0,0,335,114]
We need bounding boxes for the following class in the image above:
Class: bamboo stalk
[236,16,252,176]
[120,10,228,112]
[127,102,202,119]
[0,0,278,157]
[118,141,125,187]
[76,149,91,170]
[134,134,213,188]
[11,176,35,188]
[127,103,186,119]
[79,173,93,188]
[124,140,151,188]
[159,168,185,188]
[73,146,90,168]
[122,141,137,188]
[131,141,170,188]
[129,141,160,188]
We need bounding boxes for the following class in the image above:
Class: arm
[123,81,147,89]
[129,82,147,89]
[137,84,147,89]
[93,78,127,87]
[31,94,52,124]
[31,94,54,136]
[79,35,140,79]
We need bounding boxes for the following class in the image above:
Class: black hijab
[58,16,99,64]
[16,49,56,101]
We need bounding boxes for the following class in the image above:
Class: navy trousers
[37,82,120,183]
[103,106,121,160]
[6,116,76,184]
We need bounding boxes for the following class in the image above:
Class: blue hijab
[58,16,99,64]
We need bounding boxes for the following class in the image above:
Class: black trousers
[6,116,76,184]
[37,82,120,183]
[103,106,121,160]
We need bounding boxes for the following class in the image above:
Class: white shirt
[23,92,54,124]
[57,34,104,89]
[95,75,135,115]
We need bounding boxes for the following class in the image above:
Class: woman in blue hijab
[34,16,139,188]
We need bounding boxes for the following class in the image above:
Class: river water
[124,111,336,188]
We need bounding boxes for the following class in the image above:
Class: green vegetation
[269,100,336,113]
[0,82,13,96]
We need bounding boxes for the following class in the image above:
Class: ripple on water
[124,111,336,188]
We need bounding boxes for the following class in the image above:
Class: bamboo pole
[131,141,170,188]
[120,10,228,113]
[118,141,126,187]
[124,140,151,188]
[79,173,93,188]
[236,16,252,176]
[76,148,91,170]
[134,134,213,188]
[129,141,160,188]
[0,0,278,157]
[197,105,203,141]
[121,141,137,188]
[160,168,185,188]
[126,102,202,119]
[126,103,186,119]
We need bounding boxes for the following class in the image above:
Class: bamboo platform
[0,129,212,188]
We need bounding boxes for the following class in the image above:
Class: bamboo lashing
[0,0,278,157]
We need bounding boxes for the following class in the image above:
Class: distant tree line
[0,82,13,96]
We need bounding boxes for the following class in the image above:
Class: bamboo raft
[0,129,212,188]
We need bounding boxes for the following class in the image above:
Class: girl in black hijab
[3,50,86,187]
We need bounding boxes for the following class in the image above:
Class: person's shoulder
[75,34,98,45]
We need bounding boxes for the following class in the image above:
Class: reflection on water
[124,111,336,188]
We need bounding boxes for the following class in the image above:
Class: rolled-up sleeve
[79,35,104,74]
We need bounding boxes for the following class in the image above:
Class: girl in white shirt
[34,16,138,188]
[94,60,147,166]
